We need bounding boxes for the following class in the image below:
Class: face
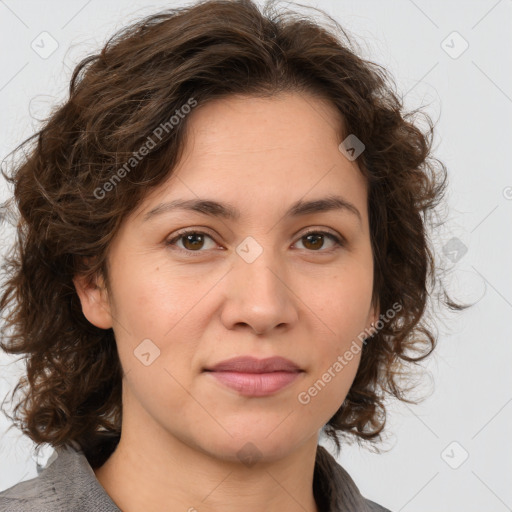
[74,92,378,463]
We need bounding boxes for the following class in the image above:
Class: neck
[93,407,320,512]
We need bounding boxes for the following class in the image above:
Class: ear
[73,271,113,330]
[367,297,380,331]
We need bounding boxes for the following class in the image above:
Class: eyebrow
[143,195,362,225]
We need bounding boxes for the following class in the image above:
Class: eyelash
[165,228,345,257]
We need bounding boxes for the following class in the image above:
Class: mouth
[203,356,304,397]
[204,355,302,373]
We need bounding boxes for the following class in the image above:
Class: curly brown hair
[0,0,463,465]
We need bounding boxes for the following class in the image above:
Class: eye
[166,229,218,255]
[165,228,345,257]
[293,229,344,252]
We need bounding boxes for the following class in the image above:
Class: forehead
[134,92,368,222]
[186,92,345,149]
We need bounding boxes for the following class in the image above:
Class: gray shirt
[0,440,391,511]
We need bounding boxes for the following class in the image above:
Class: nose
[219,244,299,336]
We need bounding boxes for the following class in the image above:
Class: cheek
[110,261,197,339]
[298,264,371,410]
[297,334,362,420]
[317,266,373,336]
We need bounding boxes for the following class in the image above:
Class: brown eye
[302,233,324,251]
[181,233,207,251]
[295,230,343,252]
[166,230,217,255]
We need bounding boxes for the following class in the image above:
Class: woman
[0,0,461,510]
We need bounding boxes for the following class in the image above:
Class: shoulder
[0,472,61,512]
[315,444,393,512]
[0,443,120,512]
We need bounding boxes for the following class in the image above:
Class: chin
[198,426,309,464]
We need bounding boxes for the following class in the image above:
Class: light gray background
[0,1,511,511]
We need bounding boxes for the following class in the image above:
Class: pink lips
[204,356,303,397]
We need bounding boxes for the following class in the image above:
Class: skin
[74,92,378,512]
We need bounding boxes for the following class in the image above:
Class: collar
[314,444,378,511]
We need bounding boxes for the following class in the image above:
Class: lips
[203,356,303,396]
[204,356,302,373]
